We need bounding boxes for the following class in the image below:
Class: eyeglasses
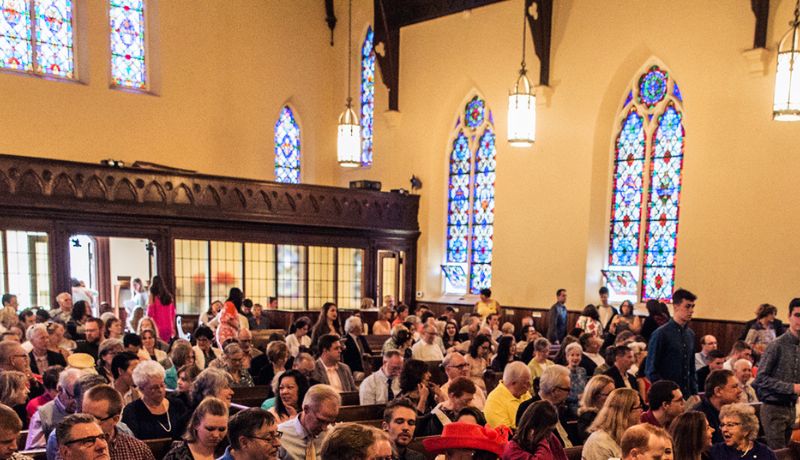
[246,432,283,443]
[671,397,685,404]
[555,386,571,393]
[65,434,108,448]
[93,413,118,422]
[720,422,741,429]
[448,363,470,370]
[631,405,643,411]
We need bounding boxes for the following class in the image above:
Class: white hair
[734,359,752,371]
[132,360,166,388]
[628,342,647,354]
[539,365,570,396]
[405,315,420,326]
[503,361,531,384]
[26,323,48,341]
[302,383,341,409]
[344,316,362,333]
[58,368,83,391]
[565,342,583,355]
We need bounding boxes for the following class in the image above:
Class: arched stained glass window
[275,106,300,184]
[445,95,496,294]
[110,0,146,89]
[360,26,375,167]
[606,64,684,302]
[0,0,75,78]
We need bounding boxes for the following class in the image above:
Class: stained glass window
[110,0,146,89]
[275,106,300,184]
[0,0,74,78]
[360,26,374,167]
[607,64,684,302]
[445,95,496,294]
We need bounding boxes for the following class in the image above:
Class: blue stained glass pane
[0,0,32,71]
[360,26,374,167]
[642,104,684,302]
[447,133,471,264]
[110,0,146,88]
[470,263,491,294]
[624,91,633,107]
[274,106,301,184]
[638,66,668,109]
[673,82,683,101]
[34,0,73,77]
[601,269,638,297]
[609,108,645,266]
[470,128,495,291]
[465,96,485,130]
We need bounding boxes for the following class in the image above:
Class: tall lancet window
[360,26,375,167]
[275,106,300,184]
[606,64,685,301]
[444,95,496,294]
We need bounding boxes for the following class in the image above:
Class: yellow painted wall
[344,0,800,321]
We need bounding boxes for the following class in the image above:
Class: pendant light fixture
[774,0,800,121]
[507,2,536,147]
[338,0,361,166]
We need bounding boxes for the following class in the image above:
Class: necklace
[157,408,172,433]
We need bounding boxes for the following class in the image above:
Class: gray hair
[539,365,570,396]
[565,342,583,355]
[383,349,402,361]
[132,360,165,388]
[719,403,759,443]
[56,414,99,446]
[405,315,420,326]
[302,384,341,410]
[534,337,551,353]
[26,323,47,341]
[58,368,83,392]
[441,352,458,368]
[98,339,123,358]
[295,352,314,365]
[344,316,362,333]
[170,340,194,368]
[191,368,234,407]
[503,361,531,384]
[224,343,243,357]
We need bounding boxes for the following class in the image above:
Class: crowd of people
[0,284,797,460]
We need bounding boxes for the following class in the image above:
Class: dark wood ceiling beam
[527,0,552,87]
[750,0,770,49]
[325,0,337,46]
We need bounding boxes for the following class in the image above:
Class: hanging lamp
[774,0,800,121]
[508,2,536,147]
[338,0,361,166]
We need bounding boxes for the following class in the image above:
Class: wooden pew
[564,446,583,460]
[336,404,386,423]
[408,436,438,460]
[17,430,27,450]
[145,438,174,460]
[484,369,500,394]
[365,335,390,353]
[231,385,270,407]
[341,391,360,406]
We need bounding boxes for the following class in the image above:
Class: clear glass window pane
[337,248,363,310]
[277,245,305,311]
[210,241,242,303]
[244,242,275,306]
[6,230,49,309]
[308,246,334,310]
[174,239,209,315]
[382,256,396,302]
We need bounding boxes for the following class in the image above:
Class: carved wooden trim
[0,154,420,233]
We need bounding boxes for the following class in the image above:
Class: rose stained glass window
[360,26,374,167]
[110,0,146,89]
[0,0,74,78]
[446,95,496,293]
[275,106,300,184]
[607,64,684,301]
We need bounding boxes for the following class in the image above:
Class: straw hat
[423,422,510,457]
[68,353,95,370]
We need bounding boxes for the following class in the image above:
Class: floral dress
[576,316,603,336]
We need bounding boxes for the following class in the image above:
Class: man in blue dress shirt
[547,289,568,344]
[645,288,698,399]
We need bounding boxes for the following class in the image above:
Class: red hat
[423,422,511,457]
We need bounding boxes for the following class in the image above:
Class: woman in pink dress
[146,276,176,343]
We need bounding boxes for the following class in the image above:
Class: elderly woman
[255,341,288,387]
[383,324,413,359]
[373,307,393,335]
[190,368,236,410]
[526,338,554,387]
[47,322,71,361]
[193,326,222,369]
[216,343,253,387]
[583,388,643,460]
[286,318,311,358]
[424,422,510,460]
[96,339,123,384]
[167,364,201,409]
[744,304,781,355]
[503,400,567,460]
[121,360,188,440]
[268,369,309,424]
[576,375,615,443]
[0,371,30,427]
[564,342,587,398]
[166,340,196,390]
[710,404,775,460]
[670,411,714,460]
[164,397,229,460]
[320,423,392,460]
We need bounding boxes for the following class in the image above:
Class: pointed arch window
[444,95,496,294]
[275,106,300,184]
[360,26,375,167]
[0,0,75,78]
[607,65,685,301]
[109,0,147,89]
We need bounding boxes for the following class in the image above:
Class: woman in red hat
[424,422,511,460]
[503,401,567,460]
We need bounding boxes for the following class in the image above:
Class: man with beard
[74,319,103,361]
[382,398,424,460]
[219,409,282,460]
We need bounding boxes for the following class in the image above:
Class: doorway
[377,250,405,307]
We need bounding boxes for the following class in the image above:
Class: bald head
[56,293,73,312]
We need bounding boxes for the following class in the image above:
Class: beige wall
[344,0,800,321]
[5,1,800,321]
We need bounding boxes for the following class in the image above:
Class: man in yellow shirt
[484,361,531,429]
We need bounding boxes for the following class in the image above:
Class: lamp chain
[347,0,353,108]
[520,1,527,74]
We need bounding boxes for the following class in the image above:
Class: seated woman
[166,340,196,390]
[105,317,123,341]
[744,303,780,355]
[467,335,492,393]
[267,369,309,424]
[216,343,253,387]
[456,406,487,425]
[424,422,510,460]
[286,318,312,358]
[383,325,413,359]
[164,397,229,460]
[255,341,289,387]
[583,388,642,460]
[96,339,123,384]
[121,360,188,440]
[526,338,554,389]
[710,404,775,460]
[373,307,393,335]
[417,377,477,437]
[193,326,222,370]
[669,411,714,460]
[138,317,169,352]
[189,368,236,412]
[397,359,444,415]
[0,371,30,429]
[141,328,168,363]
[441,320,461,355]
[66,300,90,341]
[167,364,201,410]
[199,300,223,329]
[517,325,540,358]
[576,375,615,444]
[502,400,567,460]
[491,336,519,374]
[611,301,642,336]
